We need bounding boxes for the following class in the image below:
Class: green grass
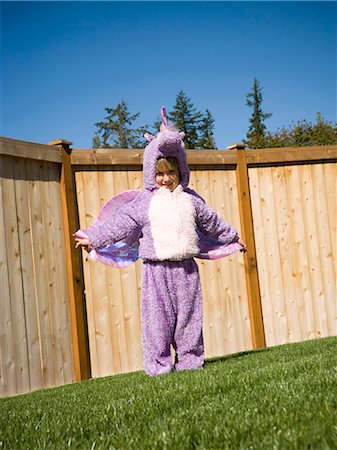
[1,336,337,450]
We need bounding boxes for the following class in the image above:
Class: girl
[75,108,246,376]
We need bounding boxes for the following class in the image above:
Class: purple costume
[78,107,240,376]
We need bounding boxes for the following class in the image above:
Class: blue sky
[1,1,336,149]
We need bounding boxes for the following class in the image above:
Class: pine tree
[263,113,337,148]
[94,101,146,149]
[149,116,162,135]
[197,109,217,149]
[310,112,337,145]
[92,134,102,148]
[244,78,272,149]
[169,90,203,149]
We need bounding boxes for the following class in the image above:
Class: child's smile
[155,170,179,192]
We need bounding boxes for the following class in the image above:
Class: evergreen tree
[169,90,203,149]
[92,134,102,148]
[149,116,162,135]
[197,109,217,149]
[94,101,146,149]
[244,78,272,149]
[309,112,337,145]
[264,113,337,148]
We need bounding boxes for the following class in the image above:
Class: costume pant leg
[141,261,176,376]
[173,259,204,372]
[141,259,204,376]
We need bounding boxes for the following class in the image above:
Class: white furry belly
[149,188,199,260]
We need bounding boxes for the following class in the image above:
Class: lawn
[1,336,336,449]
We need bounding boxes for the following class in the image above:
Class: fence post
[49,139,91,381]
[233,144,266,349]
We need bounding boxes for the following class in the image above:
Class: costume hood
[143,107,190,191]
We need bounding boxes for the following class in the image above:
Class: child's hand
[237,238,247,252]
[74,235,90,249]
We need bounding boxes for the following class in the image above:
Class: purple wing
[196,230,244,260]
[75,190,141,268]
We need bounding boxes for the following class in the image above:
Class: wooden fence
[1,136,336,396]
[0,138,90,398]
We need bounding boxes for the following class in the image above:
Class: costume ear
[179,132,185,139]
[144,132,155,142]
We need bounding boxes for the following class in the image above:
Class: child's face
[155,168,179,192]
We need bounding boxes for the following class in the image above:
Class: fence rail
[1,137,336,397]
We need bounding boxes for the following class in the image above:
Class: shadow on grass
[204,346,273,366]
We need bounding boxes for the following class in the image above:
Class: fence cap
[48,139,73,146]
[227,142,245,150]
[48,139,73,154]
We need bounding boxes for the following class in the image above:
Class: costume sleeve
[193,196,239,246]
[85,199,141,250]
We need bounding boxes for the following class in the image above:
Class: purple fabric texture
[141,260,204,376]
[78,107,241,376]
[84,190,150,252]
[143,128,189,190]
[75,190,141,268]
[191,194,239,246]
[84,188,239,261]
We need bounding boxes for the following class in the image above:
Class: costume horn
[160,106,169,131]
